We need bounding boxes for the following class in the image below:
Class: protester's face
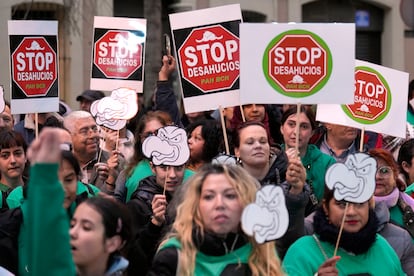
[324,199,369,233]
[151,164,185,192]
[59,159,78,209]
[402,156,414,184]
[235,125,270,167]
[243,104,265,122]
[280,112,313,152]
[199,173,243,237]
[79,100,92,112]
[0,106,14,131]
[326,123,358,144]
[70,203,115,269]
[374,158,396,196]
[71,117,99,157]
[0,146,26,180]
[140,119,164,143]
[188,126,205,162]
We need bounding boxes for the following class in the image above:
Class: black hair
[398,139,414,181]
[61,150,80,178]
[186,119,223,162]
[0,130,27,153]
[83,197,132,267]
[280,105,316,130]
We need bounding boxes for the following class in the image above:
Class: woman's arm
[22,128,75,275]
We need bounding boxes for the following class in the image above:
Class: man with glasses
[63,111,122,193]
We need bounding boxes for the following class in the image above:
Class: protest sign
[8,20,59,113]
[240,23,355,104]
[317,60,409,138]
[170,4,242,113]
[91,16,146,92]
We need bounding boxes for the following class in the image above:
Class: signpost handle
[219,105,230,155]
[35,113,39,139]
[334,202,349,256]
[239,105,246,122]
[295,103,301,155]
[359,127,365,152]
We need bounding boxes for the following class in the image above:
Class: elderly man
[310,122,382,163]
[63,111,121,193]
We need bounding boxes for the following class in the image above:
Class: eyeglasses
[77,126,99,136]
[376,166,392,176]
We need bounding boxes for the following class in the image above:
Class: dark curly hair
[186,119,223,163]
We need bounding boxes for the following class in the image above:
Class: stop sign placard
[93,30,143,79]
[178,24,239,93]
[263,29,332,98]
[342,67,391,124]
[11,37,57,97]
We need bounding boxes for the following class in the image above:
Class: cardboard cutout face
[90,100,127,130]
[142,125,190,166]
[325,152,377,203]
[241,185,289,244]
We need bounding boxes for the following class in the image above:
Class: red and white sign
[8,20,59,114]
[344,69,389,121]
[240,23,355,104]
[267,34,328,93]
[90,16,147,92]
[11,37,57,97]
[170,4,242,113]
[94,30,142,79]
[317,60,409,138]
[178,25,239,93]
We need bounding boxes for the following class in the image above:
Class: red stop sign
[178,24,239,93]
[343,68,391,123]
[94,30,142,79]
[11,37,57,97]
[263,30,332,97]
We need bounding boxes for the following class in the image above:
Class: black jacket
[127,176,174,274]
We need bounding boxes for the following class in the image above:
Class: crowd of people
[0,55,413,276]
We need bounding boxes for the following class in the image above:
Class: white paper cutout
[142,125,190,166]
[91,88,137,121]
[110,88,138,119]
[90,100,127,130]
[325,153,377,203]
[241,185,289,244]
[0,86,5,113]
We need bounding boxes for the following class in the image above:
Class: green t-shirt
[283,234,406,276]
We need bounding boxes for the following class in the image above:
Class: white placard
[169,4,242,113]
[8,20,59,114]
[317,60,409,138]
[90,16,147,92]
[240,23,355,104]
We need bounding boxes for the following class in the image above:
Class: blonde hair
[160,164,285,276]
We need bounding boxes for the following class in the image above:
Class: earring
[236,157,242,165]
